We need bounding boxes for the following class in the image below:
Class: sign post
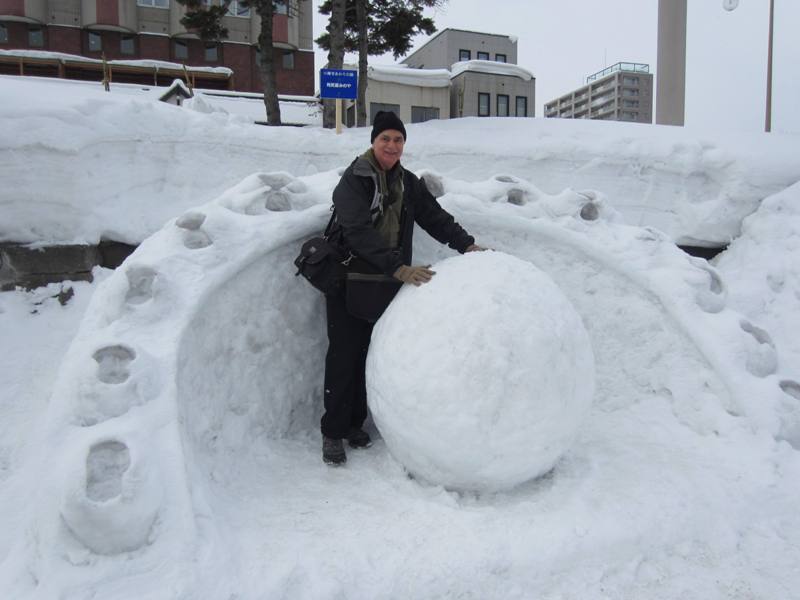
[320,68,358,134]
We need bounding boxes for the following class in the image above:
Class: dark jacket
[330,155,475,276]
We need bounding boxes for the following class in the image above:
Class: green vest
[360,149,404,248]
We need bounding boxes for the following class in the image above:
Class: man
[322,111,483,465]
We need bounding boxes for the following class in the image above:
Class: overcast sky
[311,1,800,135]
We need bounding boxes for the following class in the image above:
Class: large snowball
[366,251,594,492]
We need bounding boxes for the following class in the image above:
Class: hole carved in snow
[183,229,212,249]
[780,380,800,401]
[739,320,777,377]
[367,252,595,493]
[93,345,136,384]
[687,257,727,314]
[125,266,157,305]
[86,440,130,502]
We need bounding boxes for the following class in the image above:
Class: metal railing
[587,62,649,83]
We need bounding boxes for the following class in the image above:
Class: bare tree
[176,0,289,125]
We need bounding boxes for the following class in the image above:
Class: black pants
[321,292,374,439]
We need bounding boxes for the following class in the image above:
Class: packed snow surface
[3,74,800,246]
[367,251,595,492]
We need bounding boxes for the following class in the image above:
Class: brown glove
[394,265,436,286]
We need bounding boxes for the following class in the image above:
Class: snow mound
[4,167,800,598]
[367,252,594,492]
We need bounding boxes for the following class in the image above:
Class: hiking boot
[322,436,346,466]
[346,428,372,449]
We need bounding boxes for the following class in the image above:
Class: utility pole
[765,0,774,132]
[655,0,687,126]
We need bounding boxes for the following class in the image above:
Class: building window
[495,53,507,63]
[174,39,188,60]
[0,24,8,44]
[137,0,169,7]
[622,99,639,108]
[477,51,489,61]
[497,94,509,117]
[120,35,135,55]
[622,76,639,86]
[478,93,490,117]
[622,88,639,97]
[516,96,528,117]
[621,111,638,121]
[282,50,294,69]
[369,103,400,123]
[275,0,288,14]
[411,106,439,123]
[28,26,44,47]
[88,31,102,52]
[204,43,218,62]
[226,0,251,17]
[459,49,470,61]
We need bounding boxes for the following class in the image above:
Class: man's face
[372,129,405,171]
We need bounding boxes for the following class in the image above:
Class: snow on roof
[450,60,533,81]
[0,49,233,75]
[368,64,450,88]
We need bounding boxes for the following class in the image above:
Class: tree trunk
[257,1,281,126]
[356,0,368,127]
[323,0,347,129]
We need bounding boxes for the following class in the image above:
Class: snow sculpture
[366,251,595,492]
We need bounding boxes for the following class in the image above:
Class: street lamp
[724,0,775,132]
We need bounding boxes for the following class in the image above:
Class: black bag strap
[322,206,337,240]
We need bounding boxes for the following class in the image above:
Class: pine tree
[318,0,444,128]
[175,0,286,125]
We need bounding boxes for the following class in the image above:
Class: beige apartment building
[401,28,534,119]
[0,0,314,93]
[545,63,653,124]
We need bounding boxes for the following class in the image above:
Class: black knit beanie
[371,110,407,143]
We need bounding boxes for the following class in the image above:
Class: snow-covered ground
[1,73,800,599]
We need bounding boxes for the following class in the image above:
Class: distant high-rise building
[545,63,653,124]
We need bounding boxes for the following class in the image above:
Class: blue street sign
[320,68,358,100]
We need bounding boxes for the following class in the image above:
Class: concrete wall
[365,78,450,124]
[450,71,534,118]
[404,28,517,69]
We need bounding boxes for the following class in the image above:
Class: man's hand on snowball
[466,244,488,252]
[394,265,436,286]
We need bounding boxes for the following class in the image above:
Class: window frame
[88,31,102,53]
[497,94,509,117]
[28,26,44,48]
[411,105,440,123]
[459,49,471,61]
[495,53,507,63]
[515,96,528,117]
[476,51,489,61]
[369,102,401,123]
[478,92,490,117]
[281,50,294,70]
[0,23,8,44]
[174,39,188,60]
[137,0,169,8]
[120,34,135,55]
[204,43,219,62]
[226,0,251,18]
